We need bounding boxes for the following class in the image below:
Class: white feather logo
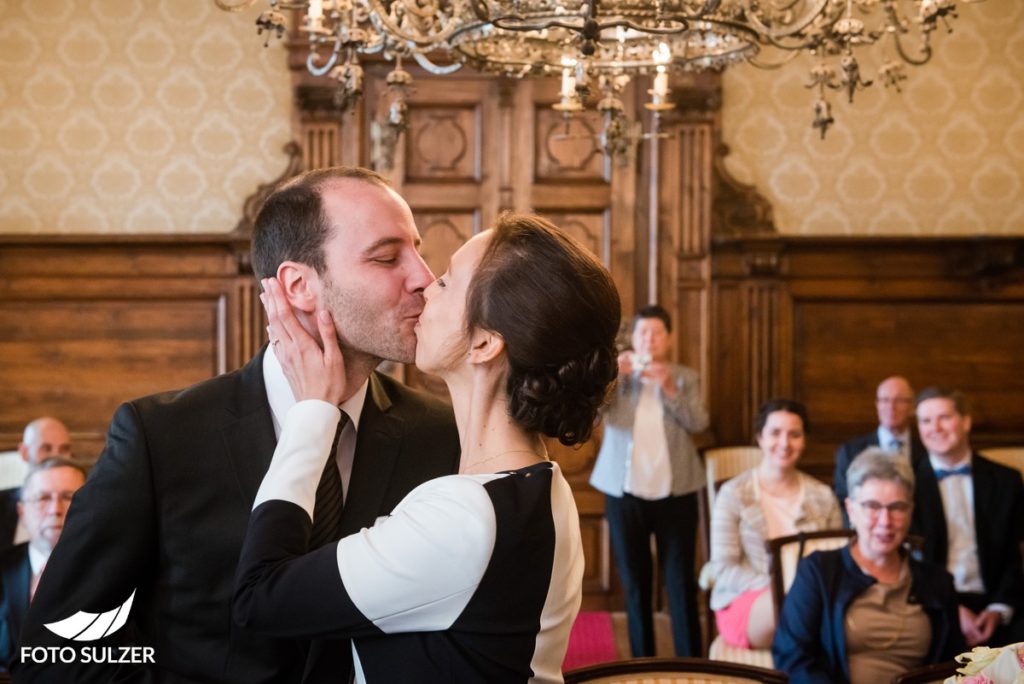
[43,590,136,641]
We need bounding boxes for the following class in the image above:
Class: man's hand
[973,609,1001,645]
[959,604,983,646]
[262,278,347,406]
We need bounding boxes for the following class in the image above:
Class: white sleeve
[252,399,340,519]
[337,475,498,634]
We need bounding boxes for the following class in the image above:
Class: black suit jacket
[911,452,1024,611]
[833,429,927,525]
[0,489,20,553]
[16,347,459,683]
[0,543,30,671]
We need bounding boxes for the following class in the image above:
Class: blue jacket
[773,545,964,684]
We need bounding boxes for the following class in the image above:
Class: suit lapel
[223,346,278,509]
[913,461,948,565]
[5,547,31,638]
[339,373,403,536]
[969,453,996,574]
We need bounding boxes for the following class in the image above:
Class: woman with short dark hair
[233,213,621,683]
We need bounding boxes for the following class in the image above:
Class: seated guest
[1,418,74,551]
[0,457,86,670]
[773,448,964,684]
[833,376,927,526]
[705,399,841,649]
[912,387,1024,647]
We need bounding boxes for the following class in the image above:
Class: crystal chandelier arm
[213,0,260,11]
[747,48,803,70]
[412,51,465,74]
[307,37,343,76]
[365,0,468,47]
[744,0,832,40]
[890,32,933,66]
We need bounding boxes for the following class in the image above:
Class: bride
[233,213,621,683]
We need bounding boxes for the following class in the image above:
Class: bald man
[1,418,74,552]
[18,418,73,465]
[833,376,928,525]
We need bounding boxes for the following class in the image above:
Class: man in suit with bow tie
[911,387,1024,647]
[833,375,928,525]
[0,457,85,671]
[18,167,461,682]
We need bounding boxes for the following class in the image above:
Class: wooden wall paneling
[0,236,252,461]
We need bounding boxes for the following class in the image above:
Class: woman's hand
[261,277,346,406]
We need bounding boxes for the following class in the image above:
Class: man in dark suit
[1,457,86,670]
[911,387,1024,648]
[0,417,75,552]
[833,375,927,524]
[18,167,461,683]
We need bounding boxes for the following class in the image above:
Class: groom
[17,167,461,683]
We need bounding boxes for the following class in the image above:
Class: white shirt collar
[28,543,47,576]
[878,425,910,447]
[928,452,972,471]
[263,346,369,439]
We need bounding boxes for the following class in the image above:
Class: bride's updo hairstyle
[466,213,621,446]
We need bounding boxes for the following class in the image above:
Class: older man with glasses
[833,376,928,526]
[0,457,86,671]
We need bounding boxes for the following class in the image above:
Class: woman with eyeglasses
[773,447,964,684]
[704,399,841,650]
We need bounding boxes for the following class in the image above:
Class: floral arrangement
[943,643,1024,684]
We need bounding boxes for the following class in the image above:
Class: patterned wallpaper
[0,0,292,234]
[721,0,1024,235]
[2,1,1021,236]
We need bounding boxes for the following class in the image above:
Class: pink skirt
[714,586,769,649]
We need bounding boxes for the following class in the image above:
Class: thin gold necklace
[464,449,544,474]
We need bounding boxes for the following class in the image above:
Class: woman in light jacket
[705,399,842,649]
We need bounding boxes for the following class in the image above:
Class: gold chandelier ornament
[216,0,984,154]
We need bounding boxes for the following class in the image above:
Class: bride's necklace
[464,449,544,474]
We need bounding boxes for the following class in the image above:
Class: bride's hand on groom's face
[261,278,347,406]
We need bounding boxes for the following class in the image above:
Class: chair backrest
[980,447,1024,474]
[889,659,958,684]
[564,656,788,684]
[704,447,762,513]
[767,530,854,615]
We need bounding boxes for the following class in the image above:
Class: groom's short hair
[251,166,390,281]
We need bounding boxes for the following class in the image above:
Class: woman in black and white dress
[233,213,621,683]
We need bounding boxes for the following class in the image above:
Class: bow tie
[934,465,971,481]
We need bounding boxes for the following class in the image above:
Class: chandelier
[215,0,983,161]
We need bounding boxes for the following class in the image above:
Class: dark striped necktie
[309,411,348,548]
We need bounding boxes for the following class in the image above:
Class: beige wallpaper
[721,0,1024,235]
[0,0,292,234]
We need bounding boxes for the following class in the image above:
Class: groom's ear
[468,328,505,365]
[276,261,319,313]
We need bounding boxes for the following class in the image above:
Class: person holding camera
[590,304,709,657]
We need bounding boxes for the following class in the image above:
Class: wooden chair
[889,660,959,684]
[700,446,764,663]
[980,447,1024,474]
[564,656,788,683]
[704,447,762,514]
[767,530,855,615]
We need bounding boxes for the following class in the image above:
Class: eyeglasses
[854,499,912,518]
[876,397,913,405]
[22,492,75,507]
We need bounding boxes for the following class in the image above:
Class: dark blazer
[773,546,964,684]
[833,429,927,525]
[0,543,30,671]
[16,347,460,684]
[911,451,1024,611]
[0,489,20,553]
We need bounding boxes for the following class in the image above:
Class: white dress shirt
[624,380,671,500]
[878,426,911,461]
